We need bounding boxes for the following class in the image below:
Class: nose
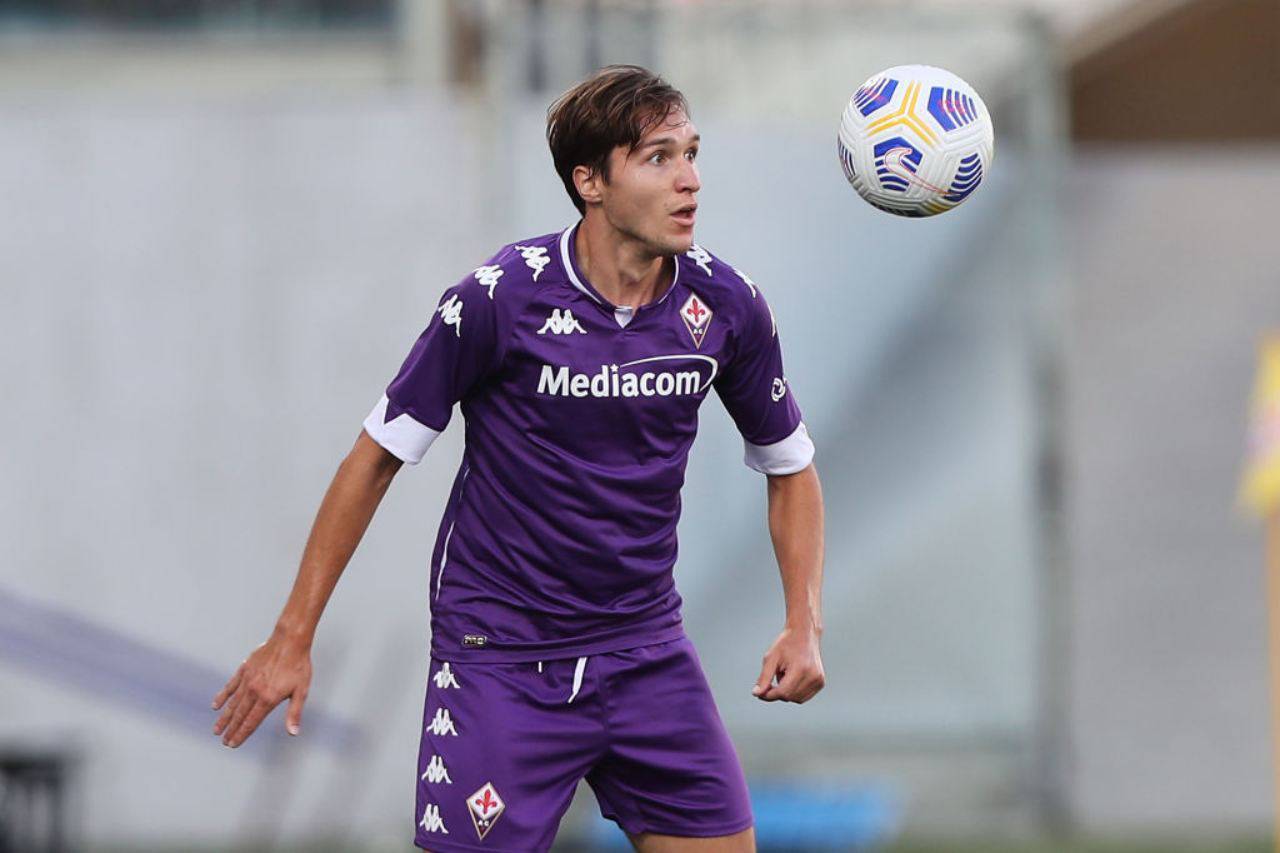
[676,158,700,194]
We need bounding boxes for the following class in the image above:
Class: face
[576,105,701,256]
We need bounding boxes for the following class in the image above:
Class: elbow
[349,429,405,490]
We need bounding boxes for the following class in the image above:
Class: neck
[575,212,671,310]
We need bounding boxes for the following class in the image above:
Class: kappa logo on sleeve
[733,267,758,298]
[680,292,713,349]
[473,264,504,299]
[437,294,463,337]
[514,245,550,281]
[686,244,713,276]
[467,781,506,841]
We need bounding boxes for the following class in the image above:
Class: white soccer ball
[837,64,994,217]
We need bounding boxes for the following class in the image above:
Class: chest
[488,291,733,455]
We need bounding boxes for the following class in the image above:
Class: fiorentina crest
[680,292,713,349]
[468,781,506,841]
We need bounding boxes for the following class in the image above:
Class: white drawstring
[537,661,543,673]
[566,655,588,703]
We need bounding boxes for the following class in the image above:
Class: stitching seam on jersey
[433,462,470,601]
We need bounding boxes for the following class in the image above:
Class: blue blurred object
[588,778,902,850]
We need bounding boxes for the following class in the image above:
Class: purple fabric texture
[369,222,808,662]
[413,637,754,852]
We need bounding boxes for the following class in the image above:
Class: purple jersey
[363,221,814,662]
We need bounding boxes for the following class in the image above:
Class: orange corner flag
[1242,336,1280,518]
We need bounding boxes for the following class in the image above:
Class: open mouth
[671,205,697,225]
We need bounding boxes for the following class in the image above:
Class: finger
[752,654,779,697]
[757,666,788,702]
[212,664,246,710]
[769,667,824,703]
[285,689,306,736]
[214,686,245,735]
[225,696,270,748]
[761,665,804,702]
[221,690,260,746]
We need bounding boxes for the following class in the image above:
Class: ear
[573,163,604,207]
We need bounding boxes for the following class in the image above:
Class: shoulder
[674,241,774,333]
[489,229,564,290]
[445,229,566,313]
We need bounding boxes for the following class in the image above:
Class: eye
[686,148,698,161]
[649,152,667,165]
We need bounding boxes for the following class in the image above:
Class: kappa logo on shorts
[419,802,449,835]
[467,781,506,841]
[426,707,459,736]
[433,662,460,689]
[422,754,453,784]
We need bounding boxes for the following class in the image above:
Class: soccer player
[212,64,825,853]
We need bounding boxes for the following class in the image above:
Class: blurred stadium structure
[0,0,1277,850]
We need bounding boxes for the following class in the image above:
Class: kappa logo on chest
[538,307,587,336]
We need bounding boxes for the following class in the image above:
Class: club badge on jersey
[680,292,713,348]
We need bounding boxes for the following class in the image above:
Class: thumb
[285,691,305,736]
[752,654,778,696]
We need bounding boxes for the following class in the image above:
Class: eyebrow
[638,134,701,150]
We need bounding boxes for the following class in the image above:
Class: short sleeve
[362,272,503,464]
[713,288,815,475]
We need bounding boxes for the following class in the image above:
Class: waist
[428,600,686,663]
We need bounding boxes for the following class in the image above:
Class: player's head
[546,64,700,256]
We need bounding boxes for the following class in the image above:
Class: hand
[212,631,312,747]
[752,624,825,703]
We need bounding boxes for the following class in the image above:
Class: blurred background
[1,0,1278,850]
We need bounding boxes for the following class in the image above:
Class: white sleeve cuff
[743,421,815,475]
[362,394,441,464]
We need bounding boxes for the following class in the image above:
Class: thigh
[587,637,754,840]
[414,656,605,853]
[627,826,756,852]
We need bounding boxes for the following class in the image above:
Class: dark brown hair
[546,64,690,216]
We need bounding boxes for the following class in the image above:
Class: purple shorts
[412,635,754,852]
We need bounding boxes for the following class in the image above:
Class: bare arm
[212,430,404,746]
[752,461,826,703]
